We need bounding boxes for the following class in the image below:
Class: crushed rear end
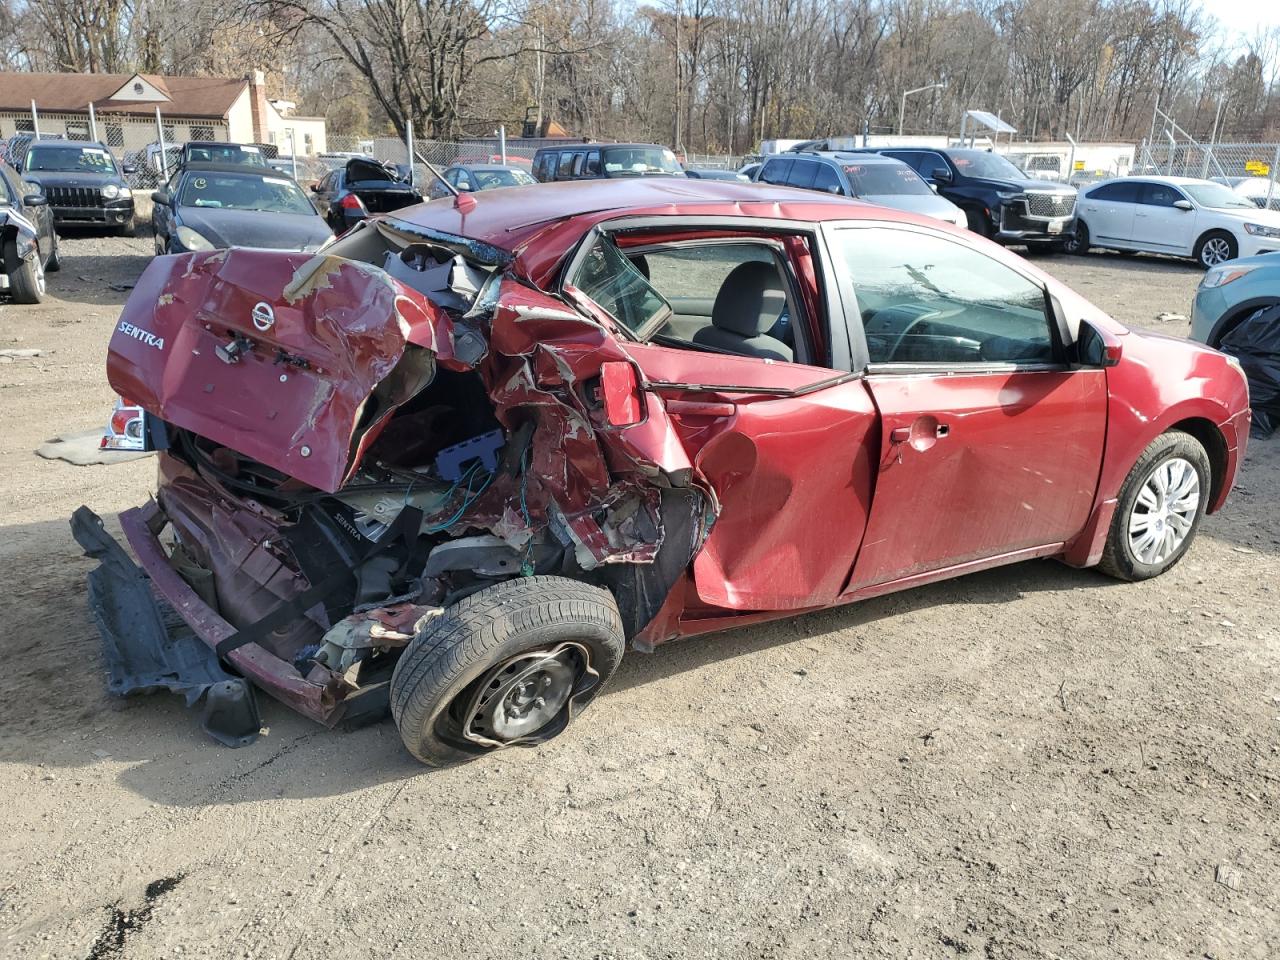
[74,218,711,739]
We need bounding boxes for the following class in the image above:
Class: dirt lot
[1,236,1277,960]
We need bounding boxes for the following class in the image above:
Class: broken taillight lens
[100,397,150,451]
[599,361,644,427]
[338,193,367,212]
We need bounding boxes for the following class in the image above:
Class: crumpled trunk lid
[107,248,469,492]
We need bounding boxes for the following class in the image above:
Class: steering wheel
[883,305,964,362]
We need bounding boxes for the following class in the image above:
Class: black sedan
[0,158,60,304]
[310,157,422,233]
[151,164,333,255]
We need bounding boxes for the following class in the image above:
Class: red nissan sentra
[74,178,1251,765]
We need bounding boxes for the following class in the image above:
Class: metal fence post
[499,125,507,164]
[89,102,98,142]
[405,119,414,187]
[31,100,40,138]
[156,107,168,180]
[1269,145,1280,210]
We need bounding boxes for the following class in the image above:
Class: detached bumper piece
[70,506,262,747]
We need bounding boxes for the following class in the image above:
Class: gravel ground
[0,235,1277,960]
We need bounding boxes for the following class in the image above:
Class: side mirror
[929,182,939,193]
[931,167,953,184]
[151,190,169,206]
[1076,319,1123,368]
[1173,199,1193,211]
[23,194,48,207]
[122,164,138,175]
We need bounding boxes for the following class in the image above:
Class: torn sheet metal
[70,506,261,747]
[107,249,473,493]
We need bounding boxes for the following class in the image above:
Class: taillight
[338,193,366,212]
[599,361,644,427]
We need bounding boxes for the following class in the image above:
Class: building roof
[0,72,248,119]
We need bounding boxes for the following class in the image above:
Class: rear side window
[585,150,601,175]
[833,226,1055,366]
[572,153,585,176]
[533,152,553,181]
[1139,182,1187,207]
[813,164,843,194]
[557,152,574,177]
[760,158,793,185]
[787,160,818,190]
[1087,181,1140,203]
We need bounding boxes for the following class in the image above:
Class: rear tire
[390,576,625,767]
[7,242,46,304]
[1194,230,1237,269]
[965,207,992,238]
[1097,431,1210,582]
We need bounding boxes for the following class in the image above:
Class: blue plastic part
[435,429,505,482]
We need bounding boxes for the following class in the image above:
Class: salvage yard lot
[1,236,1277,959]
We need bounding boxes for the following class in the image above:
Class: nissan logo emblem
[251,301,275,332]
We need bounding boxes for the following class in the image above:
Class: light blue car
[1190,251,1280,346]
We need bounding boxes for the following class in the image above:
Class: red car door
[825,223,1108,592]
[563,229,879,611]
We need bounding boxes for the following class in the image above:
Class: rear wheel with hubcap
[1098,431,1210,581]
[390,576,625,766]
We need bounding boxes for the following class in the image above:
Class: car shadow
[1035,248,1204,275]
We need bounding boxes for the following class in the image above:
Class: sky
[1206,1,1280,44]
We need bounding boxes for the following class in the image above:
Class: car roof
[1120,175,1215,185]
[179,163,288,177]
[535,143,669,152]
[789,152,904,166]
[26,138,110,149]
[453,163,526,172]
[390,177,905,254]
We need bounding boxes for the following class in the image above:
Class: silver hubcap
[1128,457,1200,565]
[1201,238,1231,266]
[33,255,45,296]
[463,643,590,746]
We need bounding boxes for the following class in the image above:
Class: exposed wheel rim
[460,641,598,749]
[1065,225,1086,253]
[1201,237,1232,266]
[1128,456,1200,565]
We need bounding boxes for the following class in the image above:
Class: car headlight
[1242,222,1280,238]
[101,183,120,199]
[996,191,1021,201]
[1201,264,1260,288]
[175,225,215,251]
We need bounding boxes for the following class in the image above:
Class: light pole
[898,82,946,138]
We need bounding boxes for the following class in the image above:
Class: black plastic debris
[70,506,262,747]
[1220,304,1280,439]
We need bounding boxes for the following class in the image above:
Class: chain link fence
[1138,139,1280,210]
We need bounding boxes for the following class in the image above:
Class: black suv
[9,138,136,235]
[532,143,684,182]
[862,147,1077,250]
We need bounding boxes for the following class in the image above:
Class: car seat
[693,261,793,361]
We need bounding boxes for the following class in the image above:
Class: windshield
[178,173,315,214]
[843,163,932,196]
[472,169,536,189]
[602,146,683,177]
[1183,182,1258,209]
[948,150,1025,181]
[184,144,268,167]
[26,145,117,174]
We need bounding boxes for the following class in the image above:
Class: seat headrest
[711,260,787,337]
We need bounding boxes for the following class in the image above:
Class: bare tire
[7,242,45,304]
[1194,230,1237,269]
[390,576,625,767]
[1098,431,1210,582]
[965,208,992,237]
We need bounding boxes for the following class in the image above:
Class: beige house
[0,70,327,157]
